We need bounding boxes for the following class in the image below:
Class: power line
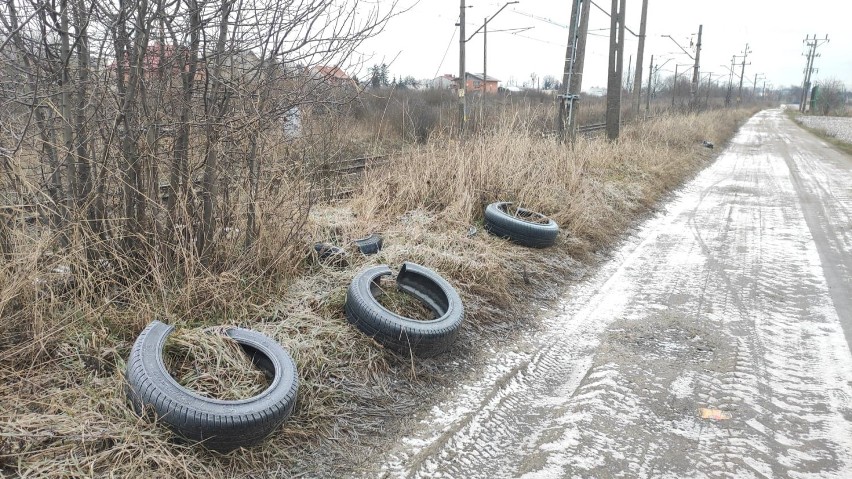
[432,27,457,79]
[510,9,568,29]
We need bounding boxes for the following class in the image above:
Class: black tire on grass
[125,320,299,452]
[353,234,383,255]
[483,201,559,248]
[313,242,348,266]
[344,262,464,357]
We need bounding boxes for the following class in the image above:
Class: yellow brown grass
[0,108,753,477]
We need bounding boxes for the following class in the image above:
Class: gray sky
[358,0,852,91]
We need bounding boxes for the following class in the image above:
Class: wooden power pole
[605,0,626,140]
[632,0,648,114]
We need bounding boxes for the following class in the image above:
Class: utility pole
[483,18,487,93]
[672,64,678,108]
[645,54,653,114]
[459,2,518,127]
[632,0,648,114]
[736,43,750,106]
[724,55,736,107]
[690,24,702,110]
[625,55,632,93]
[481,17,487,123]
[557,0,589,142]
[800,34,829,112]
[569,0,590,124]
[458,0,466,136]
[752,73,765,99]
[605,0,626,140]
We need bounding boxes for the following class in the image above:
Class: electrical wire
[432,26,458,79]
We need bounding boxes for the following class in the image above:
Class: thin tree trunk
[197,0,232,265]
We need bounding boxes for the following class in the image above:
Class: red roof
[309,65,352,81]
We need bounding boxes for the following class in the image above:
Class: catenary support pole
[557,0,582,141]
[605,0,626,140]
[690,24,702,109]
[645,55,653,114]
[458,0,466,136]
[633,0,648,113]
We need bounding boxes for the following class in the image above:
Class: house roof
[466,72,500,82]
[309,65,352,81]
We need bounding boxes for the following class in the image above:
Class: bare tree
[1,0,397,276]
[815,78,846,116]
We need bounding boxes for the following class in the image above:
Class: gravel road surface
[369,109,852,478]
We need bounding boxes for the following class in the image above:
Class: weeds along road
[369,109,852,478]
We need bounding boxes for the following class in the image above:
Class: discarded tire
[313,242,348,267]
[344,262,464,357]
[353,233,383,255]
[125,320,299,452]
[483,201,559,248]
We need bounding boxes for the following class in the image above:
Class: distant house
[307,65,356,87]
[465,73,499,94]
[432,74,456,89]
[433,72,500,93]
[585,86,607,97]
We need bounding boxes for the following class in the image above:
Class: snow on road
[371,110,852,478]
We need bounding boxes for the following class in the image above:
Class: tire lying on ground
[344,262,464,357]
[125,320,299,452]
[352,233,384,255]
[483,201,559,248]
[313,242,348,267]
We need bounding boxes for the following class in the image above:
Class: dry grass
[0,107,753,477]
[164,328,269,401]
[372,278,437,321]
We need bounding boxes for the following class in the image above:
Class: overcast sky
[357,0,851,91]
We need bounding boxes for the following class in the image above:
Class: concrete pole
[557,0,582,138]
[568,0,591,134]
[672,64,678,108]
[483,18,487,94]
[633,0,648,114]
[725,56,734,107]
[737,43,748,106]
[646,55,653,114]
[690,24,702,109]
[605,0,626,140]
[458,0,466,135]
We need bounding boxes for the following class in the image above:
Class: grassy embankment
[0,107,753,477]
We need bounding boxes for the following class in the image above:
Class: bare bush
[815,78,847,116]
[0,0,397,280]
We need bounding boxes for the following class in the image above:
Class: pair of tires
[484,201,559,248]
[345,262,464,358]
[125,321,299,452]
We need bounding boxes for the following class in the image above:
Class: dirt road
[371,109,852,478]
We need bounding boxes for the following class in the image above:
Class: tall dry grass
[0,107,753,477]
